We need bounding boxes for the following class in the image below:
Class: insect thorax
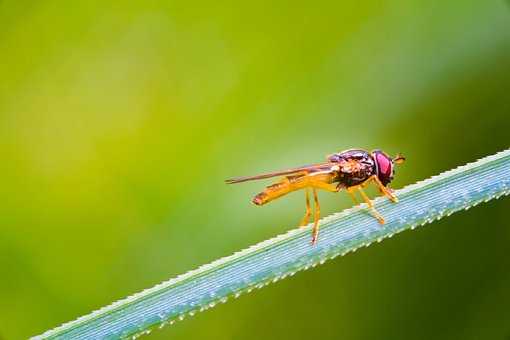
[329,149,376,187]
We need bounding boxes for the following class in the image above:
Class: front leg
[370,175,398,203]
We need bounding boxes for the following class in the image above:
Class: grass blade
[33,149,510,339]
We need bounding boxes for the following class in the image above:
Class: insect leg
[311,182,339,192]
[311,188,321,245]
[346,187,360,205]
[371,175,398,203]
[357,187,385,224]
[299,188,312,227]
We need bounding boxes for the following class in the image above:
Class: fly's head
[372,150,405,186]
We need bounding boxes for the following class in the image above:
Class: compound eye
[376,153,392,176]
[373,151,393,185]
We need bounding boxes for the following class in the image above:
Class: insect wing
[226,162,335,184]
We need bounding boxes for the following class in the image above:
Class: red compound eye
[373,150,394,185]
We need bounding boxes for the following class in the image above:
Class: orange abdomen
[252,180,302,205]
[252,173,335,205]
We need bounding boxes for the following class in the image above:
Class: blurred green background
[1,1,510,339]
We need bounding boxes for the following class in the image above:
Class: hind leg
[311,188,321,245]
[299,188,312,227]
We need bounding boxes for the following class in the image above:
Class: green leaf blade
[33,149,510,339]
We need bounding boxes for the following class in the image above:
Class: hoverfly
[226,149,405,244]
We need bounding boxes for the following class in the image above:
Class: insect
[226,149,405,244]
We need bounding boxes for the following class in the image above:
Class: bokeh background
[1,1,510,339]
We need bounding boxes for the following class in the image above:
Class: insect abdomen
[253,175,309,205]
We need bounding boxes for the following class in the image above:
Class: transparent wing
[225,162,335,184]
